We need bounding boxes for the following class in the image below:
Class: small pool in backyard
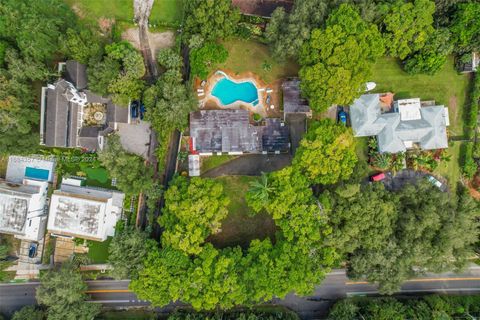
[25,167,50,181]
[211,77,259,106]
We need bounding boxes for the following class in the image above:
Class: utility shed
[282,79,312,117]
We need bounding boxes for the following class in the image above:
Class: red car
[370,172,386,182]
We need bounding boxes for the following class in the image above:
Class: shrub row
[462,73,480,178]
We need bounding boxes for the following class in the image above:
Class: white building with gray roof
[47,181,125,242]
[350,94,449,153]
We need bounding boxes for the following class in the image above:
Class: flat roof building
[47,182,125,242]
[0,179,49,241]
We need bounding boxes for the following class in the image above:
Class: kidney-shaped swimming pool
[211,77,259,106]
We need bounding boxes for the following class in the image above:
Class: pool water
[211,78,258,105]
[25,167,49,181]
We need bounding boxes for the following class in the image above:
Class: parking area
[18,239,43,264]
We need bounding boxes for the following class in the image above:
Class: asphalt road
[2,268,480,319]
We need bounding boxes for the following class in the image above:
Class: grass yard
[371,57,471,136]
[201,155,237,173]
[63,0,134,21]
[81,166,112,188]
[433,141,463,193]
[150,0,184,27]
[207,176,276,249]
[217,39,299,84]
[0,156,7,178]
[87,237,112,263]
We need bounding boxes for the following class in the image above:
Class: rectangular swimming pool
[25,167,50,181]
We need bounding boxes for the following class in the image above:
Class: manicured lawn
[207,176,276,249]
[150,0,184,27]
[433,141,463,193]
[371,56,471,136]
[87,237,112,263]
[63,0,134,21]
[81,166,112,188]
[217,39,299,84]
[201,155,237,173]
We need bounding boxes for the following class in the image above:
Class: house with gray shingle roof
[350,94,449,153]
[40,60,148,157]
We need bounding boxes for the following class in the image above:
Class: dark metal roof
[232,0,293,17]
[65,60,87,90]
[282,79,311,114]
[190,110,290,153]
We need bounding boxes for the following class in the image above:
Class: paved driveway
[202,154,292,177]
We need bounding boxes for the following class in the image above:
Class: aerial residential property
[40,60,151,158]
[350,94,450,153]
[47,180,125,242]
[2,0,480,319]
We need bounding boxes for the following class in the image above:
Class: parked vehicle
[338,107,348,125]
[28,242,38,258]
[130,101,139,119]
[427,175,443,188]
[370,172,386,182]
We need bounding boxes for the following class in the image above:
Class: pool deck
[195,70,283,119]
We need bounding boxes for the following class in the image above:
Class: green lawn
[207,176,276,249]
[150,0,184,27]
[371,57,471,136]
[87,237,112,263]
[81,166,112,188]
[201,155,237,173]
[433,141,463,193]
[0,156,7,179]
[63,0,134,21]
[217,39,299,84]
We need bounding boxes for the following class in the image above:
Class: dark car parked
[338,107,348,125]
[130,100,139,119]
[28,242,38,258]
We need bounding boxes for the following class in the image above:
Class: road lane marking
[346,277,480,285]
[85,289,132,293]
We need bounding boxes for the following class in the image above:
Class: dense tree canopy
[450,2,480,53]
[108,228,156,280]
[61,28,104,65]
[299,4,384,112]
[183,0,240,42]
[11,306,45,320]
[346,184,479,294]
[36,262,100,320]
[87,41,145,106]
[381,0,435,59]
[265,0,343,60]
[293,120,358,185]
[98,134,156,196]
[160,176,229,255]
[0,0,74,62]
[403,28,453,75]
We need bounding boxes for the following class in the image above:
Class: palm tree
[248,172,274,207]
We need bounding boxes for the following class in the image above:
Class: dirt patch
[122,28,175,59]
[71,4,86,19]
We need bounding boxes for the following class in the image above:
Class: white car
[427,175,442,188]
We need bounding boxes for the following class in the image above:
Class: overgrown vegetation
[462,73,480,179]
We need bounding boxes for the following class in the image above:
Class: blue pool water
[211,78,258,105]
[25,167,49,181]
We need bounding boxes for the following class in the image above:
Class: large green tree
[265,0,344,61]
[160,176,229,255]
[108,228,156,279]
[299,4,384,112]
[190,43,228,79]
[183,0,240,42]
[381,0,435,59]
[87,41,145,105]
[450,2,480,54]
[98,134,156,195]
[61,27,104,65]
[36,262,100,320]
[293,119,358,185]
[403,28,453,75]
[11,306,45,320]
